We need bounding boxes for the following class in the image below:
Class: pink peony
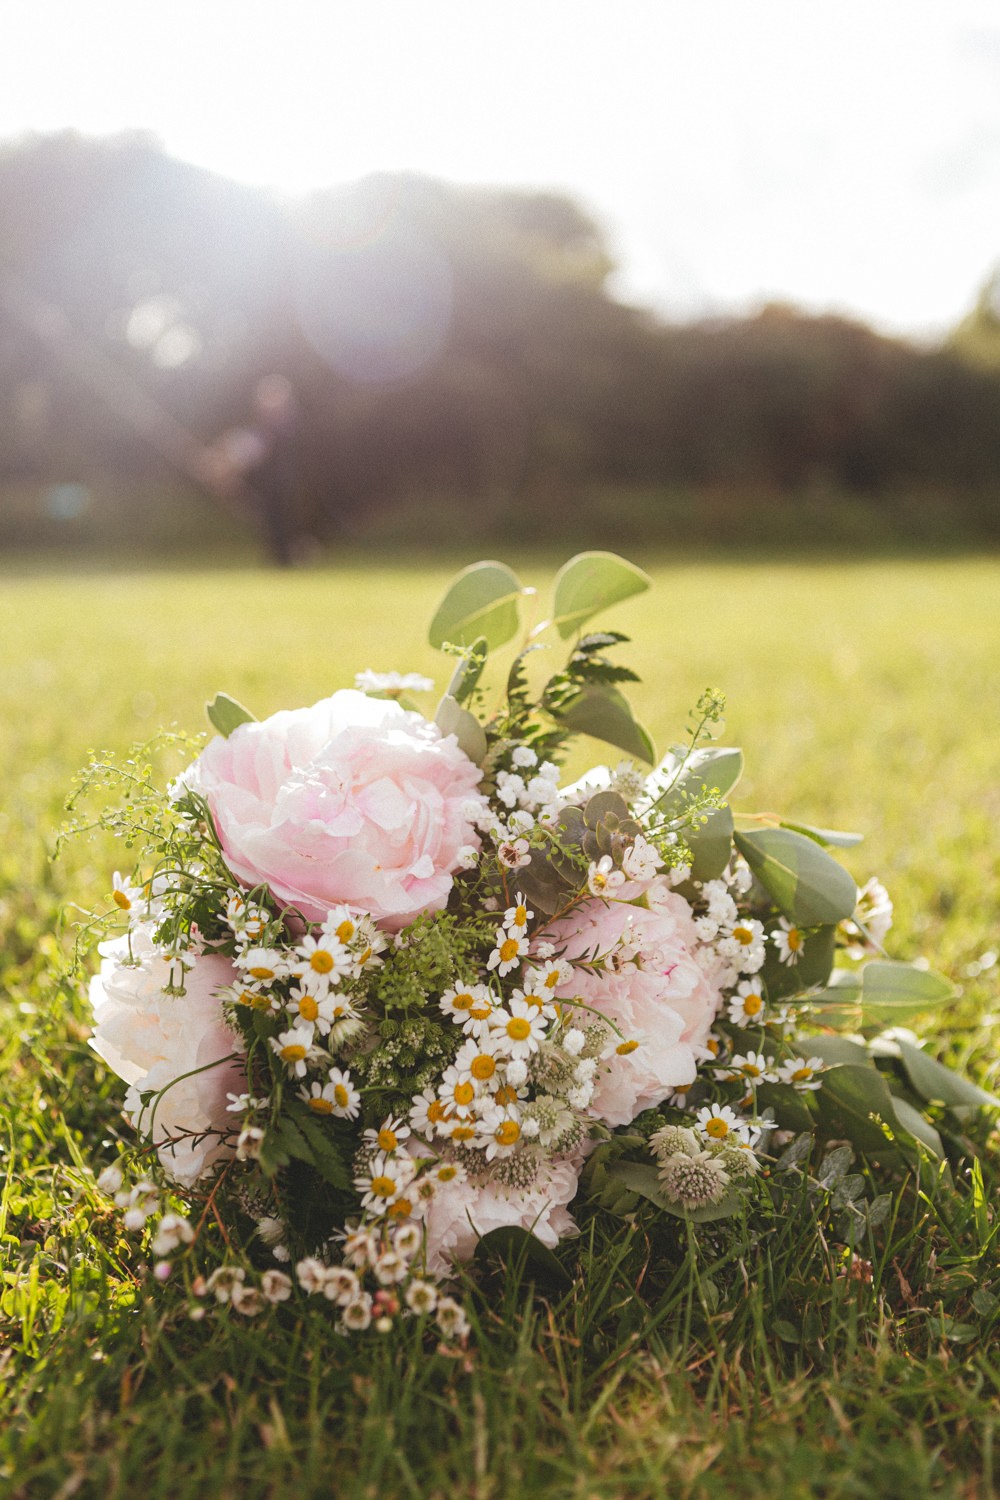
[545,879,722,1126]
[188,690,486,930]
[417,1153,584,1275]
[89,924,244,1186]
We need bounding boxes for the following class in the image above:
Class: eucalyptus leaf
[803,1035,872,1068]
[428,560,523,650]
[652,745,744,804]
[606,1161,744,1223]
[811,961,957,1023]
[513,847,574,916]
[551,551,651,640]
[758,922,836,1000]
[780,819,864,848]
[206,692,256,737]
[733,826,858,926]
[446,636,488,705]
[553,684,655,764]
[475,1225,571,1284]
[686,804,735,882]
[813,1064,916,1157]
[889,1095,946,1159]
[894,1038,999,1113]
[434,694,487,765]
[755,1082,816,1133]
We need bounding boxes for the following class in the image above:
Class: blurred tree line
[1,130,998,560]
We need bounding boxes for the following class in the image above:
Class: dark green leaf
[733,826,858,926]
[553,684,655,764]
[813,1064,916,1157]
[889,1095,946,1159]
[428,560,523,650]
[475,1226,571,1285]
[550,551,651,640]
[206,692,256,737]
[894,1038,999,1113]
[687,805,735,882]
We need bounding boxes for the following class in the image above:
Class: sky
[4,0,1000,339]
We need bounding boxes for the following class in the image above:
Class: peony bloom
[545,879,722,1126]
[89,924,244,1186]
[416,1152,584,1275]
[187,690,487,930]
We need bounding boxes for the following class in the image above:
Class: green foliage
[2,556,999,1498]
[734,824,860,925]
[205,692,256,737]
[550,551,651,639]
[427,560,524,650]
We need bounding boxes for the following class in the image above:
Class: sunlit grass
[2,554,999,1497]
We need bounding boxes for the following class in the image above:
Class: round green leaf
[551,551,651,640]
[733,826,858,926]
[553,684,655,764]
[434,694,487,765]
[206,692,256,737]
[428,560,523,650]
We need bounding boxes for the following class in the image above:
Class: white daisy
[269,1027,316,1077]
[772,917,806,966]
[489,997,549,1058]
[503,893,534,932]
[487,928,529,976]
[777,1056,825,1091]
[727,980,767,1027]
[695,1103,752,1147]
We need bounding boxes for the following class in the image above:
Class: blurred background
[3,0,1000,565]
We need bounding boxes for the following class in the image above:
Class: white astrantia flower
[354,670,434,696]
[657,1148,731,1209]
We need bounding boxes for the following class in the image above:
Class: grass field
[2,554,1000,1497]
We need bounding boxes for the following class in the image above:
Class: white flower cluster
[296,1224,469,1338]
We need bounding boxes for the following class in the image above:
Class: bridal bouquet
[78,554,995,1337]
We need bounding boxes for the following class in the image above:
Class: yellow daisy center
[280,1044,306,1062]
[788,928,803,951]
[616,1039,639,1055]
[249,965,275,980]
[310,950,334,974]
[743,994,763,1016]
[733,925,754,945]
[706,1037,720,1056]
[741,1064,762,1078]
[436,1165,458,1182]
[506,1017,531,1042]
[494,1084,519,1107]
[523,991,545,1010]
[112,889,132,910]
[335,919,355,943]
[250,992,272,1012]
[427,1100,448,1124]
[470,1002,493,1021]
[370,1175,396,1199]
[308,1097,334,1115]
[496,1120,521,1146]
[471,1055,497,1081]
[450,1124,476,1142]
[705,1118,729,1140]
[297,996,319,1022]
[499,938,520,963]
[377,1128,399,1152]
[452,1081,475,1107]
[333,1083,350,1108]
[543,972,560,989]
[792,1066,813,1082]
[387,1198,412,1219]
[452,992,474,1011]
[514,905,527,926]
